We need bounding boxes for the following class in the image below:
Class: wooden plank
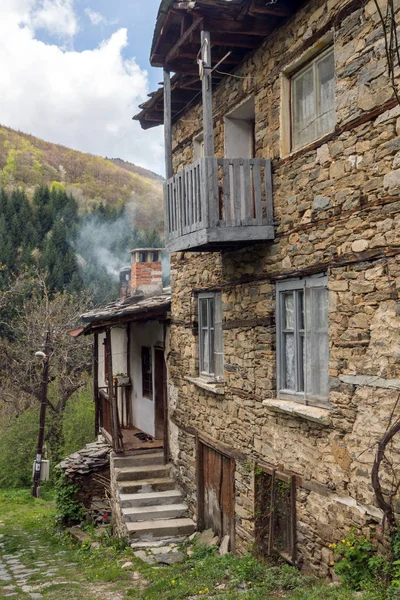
[267,469,276,556]
[222,158,231,226]
[93,333,99,436]
[163,70,173,180]
[290,475,297,565]
[201,30,214,158]
[165,17,203,65]
[265,159,274,225]
[242,159,252,225]
[197,437,205,531]
[126,324,132,427]
[252,160,263,224]
[105,328,123,453]
[154,348,166,441]
[206,157,219,227]
[232,159,242,225]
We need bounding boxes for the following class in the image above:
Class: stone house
[134,0,400,575]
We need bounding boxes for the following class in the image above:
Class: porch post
[105,327,122,452]
[164,69,173,180]
[201,30,214,158]
[93,333,99,436]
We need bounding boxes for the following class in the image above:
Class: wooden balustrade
[164,157,274,251]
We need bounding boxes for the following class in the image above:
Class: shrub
[332,531,390,591]
[54,470,86,525]
[0,406,40,487]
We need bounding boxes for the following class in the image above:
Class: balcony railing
[164,157,274,252]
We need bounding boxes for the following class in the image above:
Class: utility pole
[32,329,51,498]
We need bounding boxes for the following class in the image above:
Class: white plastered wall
[130,321,164,437]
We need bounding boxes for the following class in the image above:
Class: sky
[0,0,165,174]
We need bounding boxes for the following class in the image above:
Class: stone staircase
[112,451,195,546]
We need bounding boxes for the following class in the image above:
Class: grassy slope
[0,125,163,230]
[0,488,375,600]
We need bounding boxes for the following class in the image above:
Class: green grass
[0,488,386,600]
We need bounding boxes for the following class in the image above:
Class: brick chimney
[129,248,164,296]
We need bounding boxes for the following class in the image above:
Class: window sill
[262,398,332,426]
[185,376,225,395]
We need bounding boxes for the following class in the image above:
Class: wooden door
[198,442,235,547]
[154,348,167,451]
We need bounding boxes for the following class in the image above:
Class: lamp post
[32,329,51,498]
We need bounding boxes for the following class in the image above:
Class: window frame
[141,346,153,399]
[198,292,223,381]
[276,274,329,408]
[290,46,335,152]
[280,33,334,157]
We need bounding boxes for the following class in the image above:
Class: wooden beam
[164,70,173,180]
[203,16,275,36]
[105,328,122,452]
[248,0,292,17]
[165,16,203,64]
[201,30,214,157]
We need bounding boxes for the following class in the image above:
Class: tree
[0,273,92,462]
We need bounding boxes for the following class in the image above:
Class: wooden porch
[98,389,163,453]
[164,157,274,252]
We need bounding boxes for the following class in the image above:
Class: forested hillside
[0,125,163,230]
[0,184,162,304]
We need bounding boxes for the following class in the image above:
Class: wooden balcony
[164,157,274,252]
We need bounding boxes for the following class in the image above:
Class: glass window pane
[209,298,215,329]
[317,51,335,137]
[305,286,329,399]
[298,333,305,392]
[209,328,215,374]
[284,332,296,390]
[298,290,304,330]
[200,298,208,328]
[201,329,209,373]
[292,66,315,149]
[284,292,295,329]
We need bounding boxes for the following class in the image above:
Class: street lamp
[32,330,51,498]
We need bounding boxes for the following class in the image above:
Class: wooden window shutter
[255,468,297,564]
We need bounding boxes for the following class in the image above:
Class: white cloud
[0,1,164,174]
[85,8,107,26]
[31,0,78,37]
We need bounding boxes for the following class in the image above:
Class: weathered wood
[163,70,173,180]
[93,333,99,436]
[264,159,273,225]
[165,16,203,65]
[105,328,122,453]
[201,30,214,158]
[126,324,132,427]
[164,157,274,249]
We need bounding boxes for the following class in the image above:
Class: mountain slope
[0,125,164,230]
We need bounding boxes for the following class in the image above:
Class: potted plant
[113,372,130,386]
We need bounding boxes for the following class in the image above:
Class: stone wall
[166,0,400,576]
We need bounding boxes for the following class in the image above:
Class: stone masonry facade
[165,0,400,576]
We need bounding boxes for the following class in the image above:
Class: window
[198,292,223,379]
[291,47,334,151]
[276,274,329,406]
[141,346,153,398]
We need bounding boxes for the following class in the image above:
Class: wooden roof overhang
[79,295,171,336]
[134,0,297,130]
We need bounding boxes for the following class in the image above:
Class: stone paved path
[0,527,74,598]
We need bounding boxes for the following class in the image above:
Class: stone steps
[112,451,195,544]
[118,477,176,494]
[122,503,189,522]
[126,518,195,540]
[115,464,170,482]
[113,452,164,469]
[120,489,183,508]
